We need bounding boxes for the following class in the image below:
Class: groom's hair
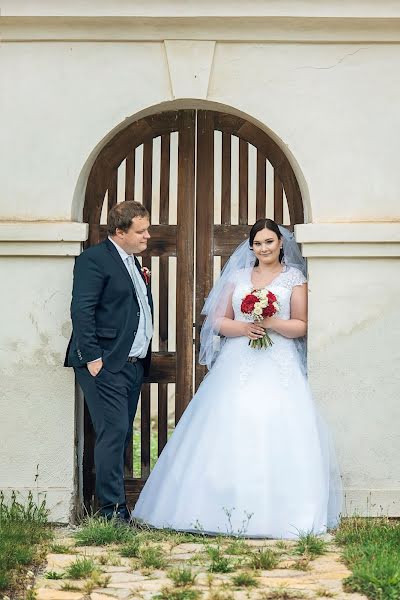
[107,201,150,235]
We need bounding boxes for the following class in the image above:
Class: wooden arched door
[83,109,303,509]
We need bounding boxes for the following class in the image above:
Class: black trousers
[75,361,144,515]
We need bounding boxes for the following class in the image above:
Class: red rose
[262,304,276,318]
[241,294,258,314]
[267,291,277,302]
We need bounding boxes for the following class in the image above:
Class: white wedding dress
[133,266,342,539]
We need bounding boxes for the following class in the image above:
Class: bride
[132,219,342,538]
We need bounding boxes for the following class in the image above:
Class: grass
[139,544,168,569]
[225,539,249,555]
[206,545,234,573]
[0,491,52,594]
[261,587,306,599]
[336,517,400,599]
[155,587,201,600]
[232,571,259,587]
[64,556,98,579]
[248,546,280,570]
[49,543,76,554]
[44,570,64,580]
[293,532,327,558]
[207,591,234,600]
[74,515,136,546]
[168,567,197,587]
[119,537,141,557]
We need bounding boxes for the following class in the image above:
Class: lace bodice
[231,266,307,321]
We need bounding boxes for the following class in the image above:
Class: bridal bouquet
[241,289,279,349]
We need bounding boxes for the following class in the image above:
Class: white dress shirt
[108,237,151,359]
[88,238,151,364]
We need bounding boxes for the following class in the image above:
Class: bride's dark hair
[249,219,284,266]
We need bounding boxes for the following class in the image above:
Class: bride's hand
[242,322,265,340]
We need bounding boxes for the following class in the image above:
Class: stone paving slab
[31,528,368,600]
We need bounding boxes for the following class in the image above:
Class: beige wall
[1,1,399,521]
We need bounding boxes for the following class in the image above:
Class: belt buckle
[127,356,138,363]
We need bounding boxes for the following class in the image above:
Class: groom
[65,200,153,520]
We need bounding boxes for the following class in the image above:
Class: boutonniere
[141,266,151,285]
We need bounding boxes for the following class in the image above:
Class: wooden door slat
[108,170,118,212]
[274,172,284,224]
[143,139,153,214]
[160,134,170,224]
[140,385,151,479]
[195,110,214,390]
[175,110,195,423]
[239,139,248,225]
[221,133,231,225]
[125,151,135,202]
[256,151,266,220]
[157,384,168,454]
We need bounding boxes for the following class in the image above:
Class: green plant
[225,539,249,556]
[74,515,135,546]
[206,545,234,573]
[0,492,52,594]
[97,551,122,566]
[261,587,306,599]
[293,532,327,558]
[168,567,196,587]
[232,571,258,587]
[207,590,234,600]
[275,540,290,551]
[61,583,81,592]
[49,543,76,554]
[155,587,201,600]
[249,547,279,570]
[44,570,64,580]
[64,557,98,579]
[25,588,38,600]
[119,537,141,557]
[336,517,400,599]
[139,545,167,569]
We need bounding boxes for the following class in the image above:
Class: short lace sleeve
[287,267,307,288]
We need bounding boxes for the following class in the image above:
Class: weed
[224,539,249,556]
[119,537,141,558]
[155,586,201,600]
[49,543,75,554]
[168,567,196,587]
[207,590,234,600]
[261,586,306,599]
[64,556,97,579]
[275,540,290,551]
[248,547,279,570]
[232,571,258,587]
[206,545,234,573]
[97,551,122,566]
[336,517,400,599]
[60,583,82,592]
[139,544,168,569]
[44,570,64,580]
[294,532,327,558]
[74,515,135,546]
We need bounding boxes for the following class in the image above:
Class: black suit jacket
[64,238,153,375]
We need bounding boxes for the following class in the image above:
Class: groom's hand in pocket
[87,358,103,377]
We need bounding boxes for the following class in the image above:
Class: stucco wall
[1,1,399,521]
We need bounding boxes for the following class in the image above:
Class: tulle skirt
[133,334,342,539]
